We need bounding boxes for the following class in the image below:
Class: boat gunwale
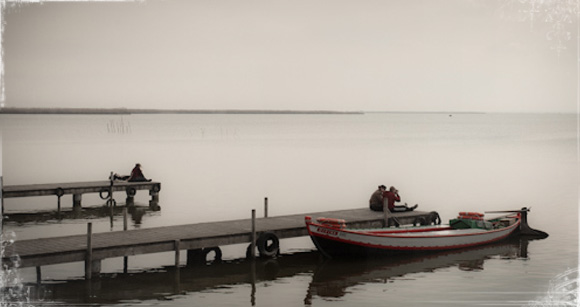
[306,216,521,240]
[308,229,517,252]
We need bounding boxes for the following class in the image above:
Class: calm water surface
[0,113,577,306]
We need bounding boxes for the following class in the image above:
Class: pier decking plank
[2,208,434,269]
[2,180,161,198]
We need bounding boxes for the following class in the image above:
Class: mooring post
[264,197,268,218]
[84,223,101,279]
[174,240,181,294]
[108,172,116,208]
[383,200,389,227]
[109,171,114,194]
[383,199,400,227]
[0,176,5,235]
[1,176,3,216]
[251,209,256,260]
[123,207,128,272]
[85,222,93,280]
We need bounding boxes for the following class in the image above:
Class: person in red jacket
[383,186,418,212]
[128,163,151,182]
[113,163,152,182]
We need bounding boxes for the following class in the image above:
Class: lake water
[0,112,578,306]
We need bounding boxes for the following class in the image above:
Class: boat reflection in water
[304,237,532,304]
[20,237,537,306]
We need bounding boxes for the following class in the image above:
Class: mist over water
[0,113,577,306]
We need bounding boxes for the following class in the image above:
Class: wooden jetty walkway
[2,180,161,212]
[1,208,438,279]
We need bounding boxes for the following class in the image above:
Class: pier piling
[174,240,181,267]
[73,194,82,208]
[251,209,256,260]
[149,189,160,209]
[36,266,41,284]
[85,223,93,280]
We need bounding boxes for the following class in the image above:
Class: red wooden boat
[305,210,527,258]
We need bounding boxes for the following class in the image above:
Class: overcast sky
[3,0,578,113]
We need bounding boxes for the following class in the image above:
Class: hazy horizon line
[0,106,575,115]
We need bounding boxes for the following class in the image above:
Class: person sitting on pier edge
[113,163,152,182]
[384,186,418,212]
[369,185,387,211]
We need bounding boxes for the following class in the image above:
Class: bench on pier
[2,180,161,212]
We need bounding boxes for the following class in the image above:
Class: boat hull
[306,216,521,258]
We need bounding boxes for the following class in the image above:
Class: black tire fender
[126,187,137,197]
[429,211,442,225]
[257,232,280,258]
[99,188,110,200]
[203,247,222,263]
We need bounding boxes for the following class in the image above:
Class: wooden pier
[2,180,162,212]
[1,208,438,279]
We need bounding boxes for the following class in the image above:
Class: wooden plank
[2,181,161,198]
[2,208,434,268]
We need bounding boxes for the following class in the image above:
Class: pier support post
[149,190,160,210]
[36,266,42,284]
[85,222,93,280]
[84,223,102,280]
[174,241,181,293]
[174,240,181,267]
[123,207,128,273]
[126,196,134,206]
[251,209,256,260]
[1,176,3,216]
[126,187,136,207]
[73,193,82,209]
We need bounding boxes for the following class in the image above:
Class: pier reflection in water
[21,237,533,306]
[4,205,155,229]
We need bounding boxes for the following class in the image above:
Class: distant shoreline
[4,108,560,115]
[0,107,363,115]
